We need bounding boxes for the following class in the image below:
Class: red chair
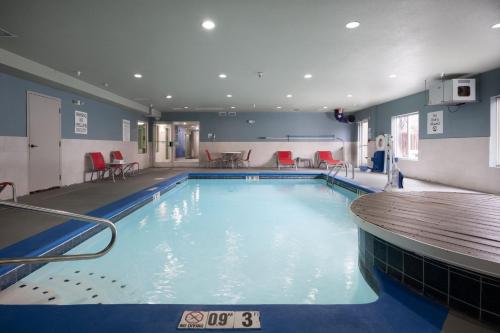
[205,150,222,168]
[317,151,343,170]
[236,149,252,168]
[86,152,110,181]
[277,151,297,170]
[111,151,140,176]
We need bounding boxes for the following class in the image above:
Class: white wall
[397,137,500,194]
[199,141,356,168]
[0,136,151,199]
[0,136,28,200]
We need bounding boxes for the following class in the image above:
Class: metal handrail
[0,201,117,265]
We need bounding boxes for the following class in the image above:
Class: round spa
[351,191,500,326]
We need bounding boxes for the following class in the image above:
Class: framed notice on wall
[427,110,443,134]
[122,119,130,142]
[74,111,88,135]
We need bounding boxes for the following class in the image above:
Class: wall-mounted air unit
[428,78,476,106]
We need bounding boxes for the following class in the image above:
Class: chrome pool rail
[0,201,117,265]
[326,161,354,187]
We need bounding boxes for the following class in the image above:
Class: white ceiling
[1,0,500,112]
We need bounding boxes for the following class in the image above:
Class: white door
[27,92,61,192]
[153,123,173,167]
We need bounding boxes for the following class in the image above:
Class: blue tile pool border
[0,171,454,332]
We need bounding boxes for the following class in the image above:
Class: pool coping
[0,172,450,332]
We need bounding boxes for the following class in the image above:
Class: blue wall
[0,72,146,141]
[355,67,500,140]
[161,111,356,142]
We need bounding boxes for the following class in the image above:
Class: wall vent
[0,27,16,38]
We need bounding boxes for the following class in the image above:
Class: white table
[221,151,243,168]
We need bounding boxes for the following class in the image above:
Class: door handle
[29,144,39,148]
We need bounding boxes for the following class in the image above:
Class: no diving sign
[178,310,261,330]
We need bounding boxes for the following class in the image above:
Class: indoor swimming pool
[0,179,377,305]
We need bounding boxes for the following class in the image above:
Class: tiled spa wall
[358,229,500,327]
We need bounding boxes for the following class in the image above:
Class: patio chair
[110,151,140,176]
[86,152,110,181]
[276,151,297,170]
[317,151,343,170]
[205,150,222,168]
[236,149,252,168]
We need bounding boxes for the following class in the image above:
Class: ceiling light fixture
[345,21,360,29]
[389,74,397,79]
[184,106,189,109]
[276,106,282,109]
[286,94,293,98]
[218,73,227,79]
[491,23,500,29]
[347,94,353,98]
[133,73,143,79]
[165,95,172,99]
[304,74,312,79]
[226,94,232,98]
[231,106,236,109]
[323,106,328,109]
[202,20,216,30]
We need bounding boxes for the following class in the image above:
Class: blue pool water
[1,179,377,305]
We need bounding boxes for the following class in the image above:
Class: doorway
[153,122,173,167]
[358,119,369,167]
[173,122,199,166]
[27,91,62,192]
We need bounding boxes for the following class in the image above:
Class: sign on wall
[74,111,88,135]
[123,119,130,142]
[427,110,443,134]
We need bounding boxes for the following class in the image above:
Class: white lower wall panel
[0,136,29,199]
[398,137,500,194]
[199,141,356,168]
[61,139,151,185]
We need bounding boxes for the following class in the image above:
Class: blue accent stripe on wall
[0,72,147,140]
[161,111,356,142]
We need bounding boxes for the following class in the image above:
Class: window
[490,97,500,168]
[358,119,369,166]
[391,112,419,160]
[137,121,148,154]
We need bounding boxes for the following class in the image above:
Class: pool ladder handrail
[326,162,354,187]
[0,201,117,265]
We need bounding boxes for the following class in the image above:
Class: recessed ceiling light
[286,94,293,98]
[389,74,397,79]
[183,106,189,109]
[202,20,216,30]
[492,23,500,29]
[218,73,227,79]
[133,73,143,78]
[165,95,172,99]
[276,106,282,109]
[231,106,236,109]
[323,106,328,109]
[347,94,353,98]
[226,94,232,98]
[103,82,109,87]
[345,21,360,29]
[304,74,312,79]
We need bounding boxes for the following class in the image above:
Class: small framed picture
[228,112,237,117]
[218,112,227,117]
